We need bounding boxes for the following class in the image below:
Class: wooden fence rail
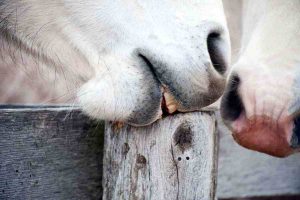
[0,106,299,200]
[0,106,103,199]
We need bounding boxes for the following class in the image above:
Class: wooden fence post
[102,112,218,200]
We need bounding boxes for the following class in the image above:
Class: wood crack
[170,143,179,200]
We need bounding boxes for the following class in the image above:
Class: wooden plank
[217,114,300,199]
[102,112,218,200]
[2,105,299,200]
[0,105,103,200]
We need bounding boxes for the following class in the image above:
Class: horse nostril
[221,75,244,122]
[291,116,300,148]
[207,32,228,74]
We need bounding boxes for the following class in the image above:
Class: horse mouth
[228,112,300,157]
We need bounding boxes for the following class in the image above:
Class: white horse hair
[221,0,300,157]
[0,0,230,126]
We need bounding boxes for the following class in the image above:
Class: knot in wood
[136,154,147,167]
[173,121,193,152]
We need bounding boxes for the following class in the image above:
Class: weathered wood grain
[217,114,300,199]
[0,105,103,200]
[2,106,300,200]
[102,112,218,200]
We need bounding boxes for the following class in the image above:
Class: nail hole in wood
[178,157,182,161]
[186,157,190,160]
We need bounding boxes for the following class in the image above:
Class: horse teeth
[167,104,177,114]
[163,89,178,114]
